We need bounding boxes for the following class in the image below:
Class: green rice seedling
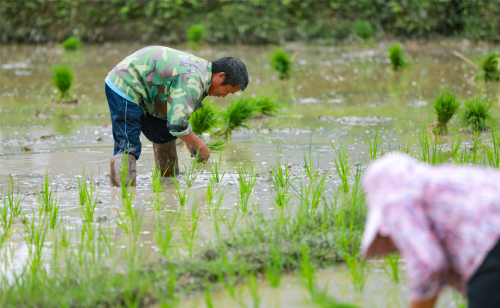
[22,211,47,261]
[119,153,133,199]
[332,141,351,193]
[459,95,494,132]
[431,90,460,135]
[388,43,408,71]
[235,163,257,212]
[268,158,296,207]
[58,225,70,249]
[206,179,215,202]
[182,152,202,187]
[342,243,368,292]
[384,252,400,283]
[205,284,214,308]
[452,291,467,308]
[7,172,23,217]
[77,169,88,206]
[264,239,283,287]
[220,98,257,137]
[190,100,220,135]
[299,246,316,296]
[309,174,328,214]
[211,186,230,218]
[353,20,373,41]
[83,185,97,223]
[413,129,449,164]
[52,63,74,101]
[475,53,500,82]
[121,187,134,216]
[48,201,60,229]
[250,96,280,116]
[187,24,205,49]
[155,213,175,257]
[0,192,14,236]
[115,209,131,234]
[487,125,500,168]
[150,160,167,211]
[206,139,228,153]
[173,176,189,206]
[270,49,292,79]
[36,172,57,214]
[210,154,226,183]
[62,36,82,50]
[217,254,239,298]
[364,126,383,160]
[247,272,261,308]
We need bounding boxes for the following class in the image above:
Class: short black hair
[211,57,249,91]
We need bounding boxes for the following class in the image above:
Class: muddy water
[1,41,498,306]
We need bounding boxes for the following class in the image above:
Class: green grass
[353,20,373,41]
[190,100,220,135]
[475,53,500,82]
[220,98,257,137]
[388,43,408,71]
[270,49,292,79]
[432,90,460,135]
[52,63,74,101]
[459,95,494,132]
[62,36,82,50]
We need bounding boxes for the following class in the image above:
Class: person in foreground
[361,153,500,308]
[104,46,248,186]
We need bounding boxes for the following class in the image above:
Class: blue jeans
[105,84,176,159]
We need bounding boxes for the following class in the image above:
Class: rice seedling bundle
[62,36,82,50]
[250,96,280,116]
[431,90,460,135]
[190,100,220,135]
[459,95,494,132]
[270,49,292,79]
[52,64,74,101]
[206,139,228,152]
[388,44,408,71]
[353,20,373,41]
[220,98,257,136]
[475,53,500,82]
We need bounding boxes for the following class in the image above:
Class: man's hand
[178,131,211,162]
[410,295,438,308]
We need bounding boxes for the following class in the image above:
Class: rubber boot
[153,140,179,177]
[110,154,137,187]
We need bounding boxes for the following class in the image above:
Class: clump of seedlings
[220,98,257,137]
[270,49,292,79]
[62,36,82,51]
[353,20,374,41]
[430,90,460,135]
[150,162,166,211]
[190,100,220,136]
[250,96,280,116]
[235,163,257,212]
[475,53,500,82]
[459,95,494,132]
[388,43,408,71]
[206,139,228,152]
[52,63,74,102]
[187,25,205,50]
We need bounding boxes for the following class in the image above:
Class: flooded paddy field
[0,41,498,307]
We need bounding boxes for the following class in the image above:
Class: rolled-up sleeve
[385,200,447,301]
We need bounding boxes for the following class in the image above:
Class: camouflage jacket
[108,46,212,136]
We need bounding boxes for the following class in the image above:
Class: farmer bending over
[105,46,248,186]
[361,154,500,308]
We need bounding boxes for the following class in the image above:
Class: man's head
[209,57,248,98]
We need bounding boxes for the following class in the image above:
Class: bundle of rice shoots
[270,49,292,79]
[207,139,228,152]
[459,95,495,132]
[475,53,500,82]
[52,64,74,101]
[190,100,220,135]
[432,90,460,135]
[220,98,258,136]
[388,44,408,71]
[250,96,280,116]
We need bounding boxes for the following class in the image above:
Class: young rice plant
[388,43,408,71]
[475,53,500,82]
[52,63,74,101]
[353,20,374,41]
[270,49,292,79]
[62,36,82,50]
[459,95,494,132]
[220,98,257,137]
[190,100,220,135]
[431,90,460,135]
